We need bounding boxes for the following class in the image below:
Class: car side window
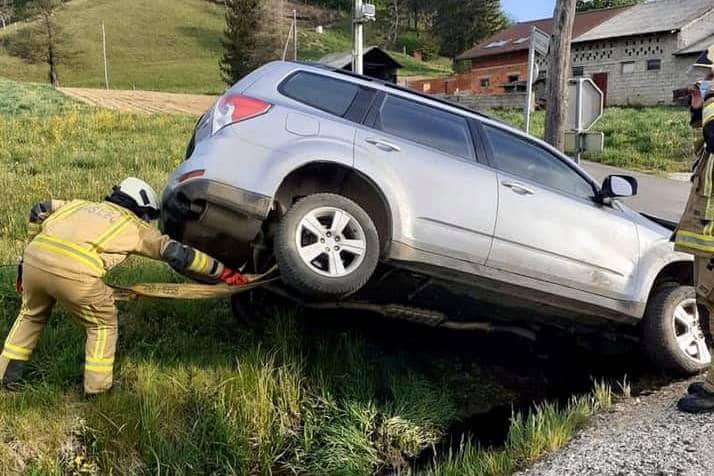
[375,95,475,161]
[280,72,360,117]
[482,124,595,199]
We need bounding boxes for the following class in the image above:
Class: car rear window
[375,95,474,160]
[280,71,360,116]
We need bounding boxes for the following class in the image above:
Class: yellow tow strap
[111,267,279,302]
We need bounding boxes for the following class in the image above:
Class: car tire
[642,283,711,375]
[274,193,380,299]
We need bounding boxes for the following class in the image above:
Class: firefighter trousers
[0,263,118,394]
[694,257,714,393]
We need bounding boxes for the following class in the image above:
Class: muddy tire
[274,193,379,299]
[642,284,711,375]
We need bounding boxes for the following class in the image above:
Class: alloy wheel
[673,298,711,365]
[295,206,367,278]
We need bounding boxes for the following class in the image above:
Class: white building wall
[572,32,693,106]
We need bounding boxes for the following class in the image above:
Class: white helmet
[117,177,160,213]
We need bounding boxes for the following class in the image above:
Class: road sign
[524,27,550,134]
[566,78,604,132]
[531,27,551,56]
[565,132,604,154]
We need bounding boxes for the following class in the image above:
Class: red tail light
[212,94,272,134]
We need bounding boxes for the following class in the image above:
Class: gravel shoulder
[517,379,714,476]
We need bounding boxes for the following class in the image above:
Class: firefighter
[1,177,246,396]
[675,46,714,413]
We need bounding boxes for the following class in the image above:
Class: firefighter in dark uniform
[675,46,714,413]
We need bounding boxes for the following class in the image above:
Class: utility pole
[353,0,364,74]
[102,22,109,89]
[544,0,576,151]
[293,9,297,61]
[524,27,536,134]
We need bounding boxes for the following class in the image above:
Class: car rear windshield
[280,71,360,116]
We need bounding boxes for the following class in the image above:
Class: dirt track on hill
[59,88,216,115]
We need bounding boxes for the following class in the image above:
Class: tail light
[211,93,272,135]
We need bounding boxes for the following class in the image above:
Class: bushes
[398,30,440,61]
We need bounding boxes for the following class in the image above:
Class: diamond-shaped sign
[566,78,604,132]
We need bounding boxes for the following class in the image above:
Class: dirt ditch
[292,307,678,473]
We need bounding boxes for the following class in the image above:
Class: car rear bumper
[160,178,272,267]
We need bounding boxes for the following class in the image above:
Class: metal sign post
[566,78,604,163]
[524,27,550,134]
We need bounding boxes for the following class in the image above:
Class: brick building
[571,0,714,105]
[408,8,624,96]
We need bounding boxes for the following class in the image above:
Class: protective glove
[221,268,248,286]
[15,259,23,295]
[29,201,50,224]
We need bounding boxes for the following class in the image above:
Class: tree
[576,0,643,11]
[6,0,73,87]
[434,0,507,59]
[544,0,577,151]
[220,0,284,85]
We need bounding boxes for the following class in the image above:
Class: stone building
[571,0,714,106]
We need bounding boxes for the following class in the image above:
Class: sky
[502,0,557,22]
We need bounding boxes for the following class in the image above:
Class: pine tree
[435,0,507,59]
[220,0,284,85]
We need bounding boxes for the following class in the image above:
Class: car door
[480,123,639,300]
[354,94,499,265]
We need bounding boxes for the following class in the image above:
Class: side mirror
[600,175,638,200]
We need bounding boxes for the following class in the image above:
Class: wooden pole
[544,0,576,151]
[293,9,297,61]
[102,22,109,89]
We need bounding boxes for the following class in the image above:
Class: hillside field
[0,0,452,94]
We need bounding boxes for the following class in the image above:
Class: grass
[0,0,452,94]
[489,107,693,174]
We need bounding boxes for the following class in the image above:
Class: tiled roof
[457,7,628,61]
[676,33,714,55]
[575,0,714,43]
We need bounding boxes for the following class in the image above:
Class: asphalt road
[582,161,690,223]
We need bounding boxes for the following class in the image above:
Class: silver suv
[162,61,710,374]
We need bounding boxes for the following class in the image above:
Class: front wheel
[642,284,711,375]
[274,193,380,299]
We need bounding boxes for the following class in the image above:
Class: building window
[572,66,584,77]
[480,77,490,88]
[647,59,661,71]
[507,74,519,83]
[621,61,636,75]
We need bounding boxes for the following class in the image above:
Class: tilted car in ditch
[161,61,711,375]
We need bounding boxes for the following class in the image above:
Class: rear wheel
[642,284,711,375]
[274,193,379,299]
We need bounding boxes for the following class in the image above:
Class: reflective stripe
[675,231,714,253]
[85,364,113,373]
[44,200,86,226]
[92,215,132,251]
[705,100,714,125]
[4,343,31,356]
[87,356,114,364]
[1,349,30,361]
[198,252,208,273]
[33,233,105,275]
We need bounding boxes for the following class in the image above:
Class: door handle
[365,138,401,152]
[502,181,534,196]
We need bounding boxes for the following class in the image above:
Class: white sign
[566,78,604,132]
[531,27,551,56]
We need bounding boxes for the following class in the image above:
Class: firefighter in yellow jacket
[1,177,245,396]
[675,46,714,413]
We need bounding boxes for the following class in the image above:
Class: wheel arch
[647,260,694,298]
[273,161,394,255]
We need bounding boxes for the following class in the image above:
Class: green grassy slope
[0,0,451,93]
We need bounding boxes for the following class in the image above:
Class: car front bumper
[160,178,272,267]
